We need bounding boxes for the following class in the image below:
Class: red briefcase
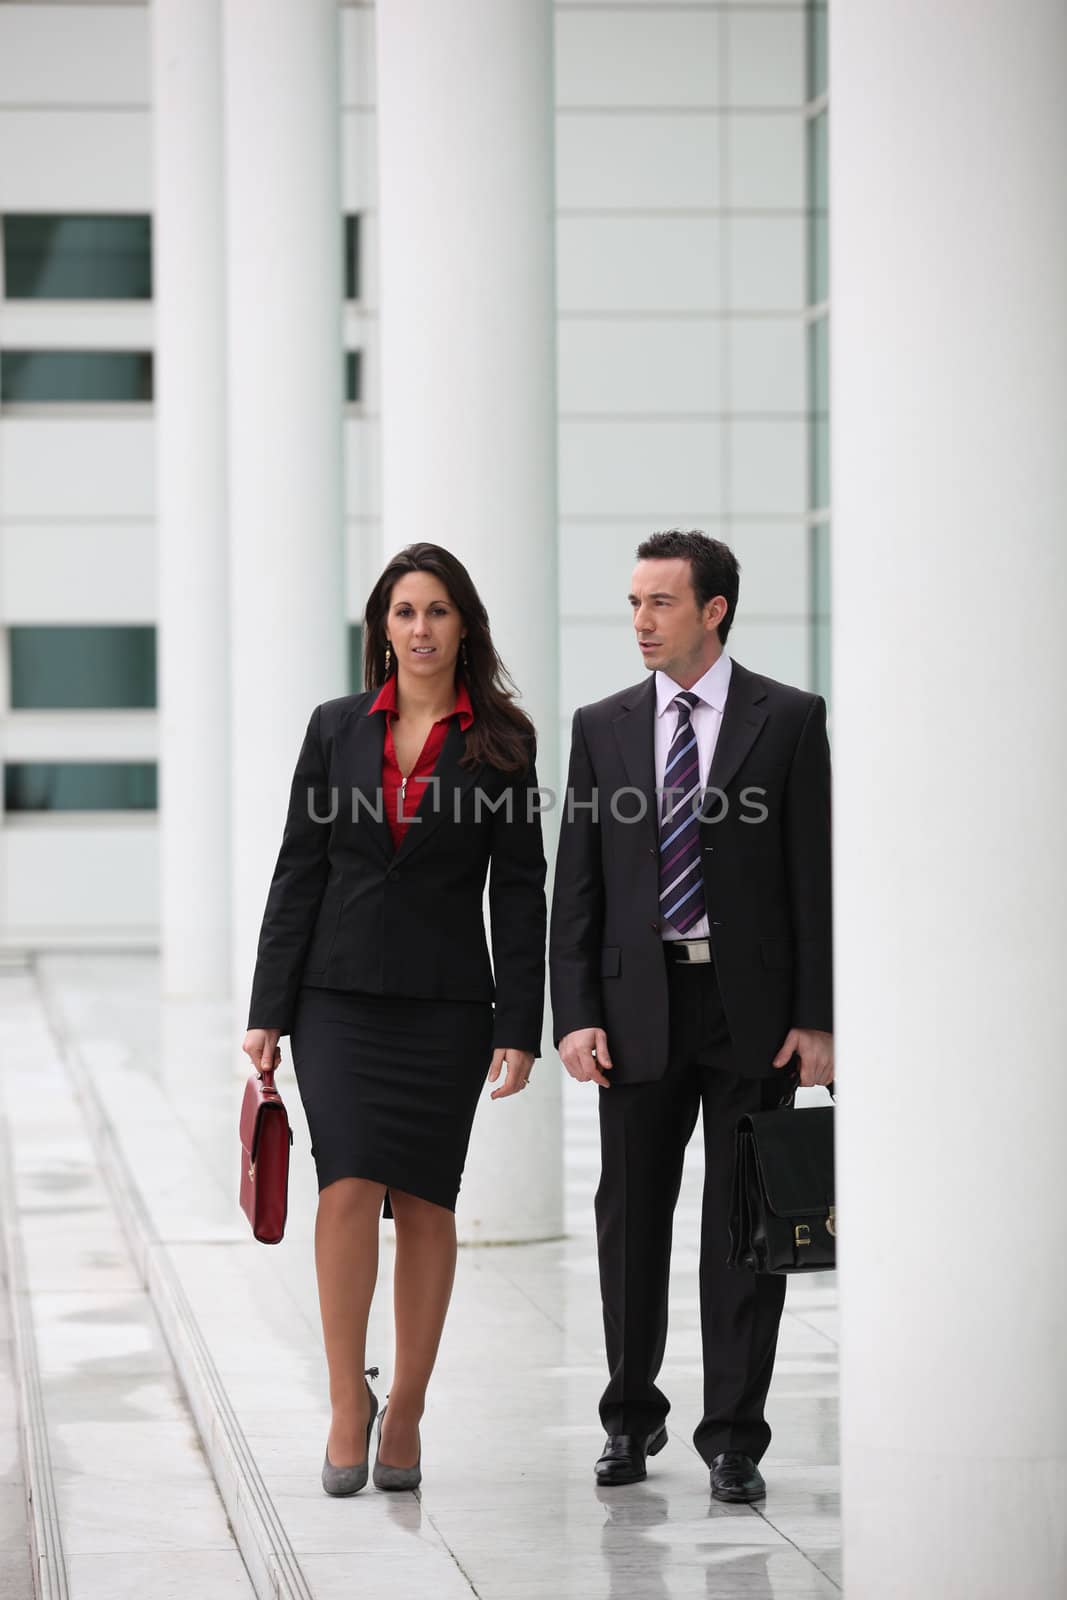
[239,1067,293,1244]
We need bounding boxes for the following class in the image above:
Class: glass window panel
[3,214,151,300]
[348,623,363,693]
[810,521,830,703]
[807,2,828,101]
[344,214,360,301]
[807,110,828,305]
[809,316,830,512]
[1,350,153,403]
[345,350,362,404]
[10,626,157,709]
[809,110,828,213]
[4,762,157,812]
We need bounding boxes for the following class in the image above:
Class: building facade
[0,0,827,951]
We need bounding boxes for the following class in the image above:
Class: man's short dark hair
[634,529,741,644]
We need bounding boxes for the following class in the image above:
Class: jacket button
[648,847,657,858]
[388,869,399,882]
[650,920,660,932]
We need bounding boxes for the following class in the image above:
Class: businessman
[550,529,833,1501]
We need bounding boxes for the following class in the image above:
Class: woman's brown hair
[363,543,536,774]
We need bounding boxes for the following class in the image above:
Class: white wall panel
[726,8,805,108]
[2,824,158,938]
[556,113,721,210]
[727,616,809,689]
[0,6,148,106]
[555,10,722,109]
[1,522,155,621]
[341,108,378,211]
[559,520,657,618]
[0,303,154,349]
[726,112,804,209]
[729,419,806,514]
[0,109,151,209]
[0,419,155,517]
[561,617,643,709]
[558,319,723,415]
[558,217,722,312]
[727,522,808,616]
[345,516,379,620]
[1,712,157,762]
[340,6,376,108]
[726,317,805,412]
[560,420,723,517]
[343,416,381,517]
[728,217,805,310]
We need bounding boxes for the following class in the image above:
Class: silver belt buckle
[675,938,712,964]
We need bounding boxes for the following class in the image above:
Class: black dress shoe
[594,1426,668,1486]
[709,1451,766,1503]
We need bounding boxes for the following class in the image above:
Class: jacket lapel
[340,701,394,863]
[392,718,481,867]
[612,677,658,845]
[706,660,768,796]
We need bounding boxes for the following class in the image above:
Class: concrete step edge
[35,973,316,1600]
[0,1113,68,1600]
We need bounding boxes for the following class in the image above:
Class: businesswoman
[241,542,546,1496]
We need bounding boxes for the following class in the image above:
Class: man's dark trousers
[595,955,797,1466]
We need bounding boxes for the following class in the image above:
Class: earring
[384,642,392,674]
[461,640,469,669]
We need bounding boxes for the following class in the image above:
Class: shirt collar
[369,673,474,731]
[655,651,732,718]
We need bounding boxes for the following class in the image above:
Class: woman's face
[385,571,467,681]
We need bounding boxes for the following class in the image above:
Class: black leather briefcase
[728,1100,835,1274]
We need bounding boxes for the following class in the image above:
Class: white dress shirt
[654,652,733,941]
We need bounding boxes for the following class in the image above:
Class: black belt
[664,938,712,964]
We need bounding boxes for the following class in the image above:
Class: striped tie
[659,691,707,935]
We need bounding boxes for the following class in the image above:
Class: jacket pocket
[600,946,621,979]
[760,938,795,971]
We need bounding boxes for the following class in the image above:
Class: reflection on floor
[0,955,840,1599]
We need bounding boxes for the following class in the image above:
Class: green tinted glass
[345,215,360,300]
[345,350,362,404]
[10,626,157,709]
[4,762,158,812]
[348,623,363,693]
[3,215,151,299]
[809,317,830,512]
[1,350,153,403]
[808,2,828,101]
[811,521,831,702]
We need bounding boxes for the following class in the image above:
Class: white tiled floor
[4,955,840,1599]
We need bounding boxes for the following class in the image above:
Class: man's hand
[773,1027,834,1087]
[559,1028,614,1088]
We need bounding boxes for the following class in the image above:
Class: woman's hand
[487,1047,535,1100]
[243,1027,282,1075]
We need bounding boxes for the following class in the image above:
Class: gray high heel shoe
[372,1403,422,1491]
[321,1367,380,1497]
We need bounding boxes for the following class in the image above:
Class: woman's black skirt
[289,985,494,1213]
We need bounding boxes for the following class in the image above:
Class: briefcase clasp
[795,1224,811,1248]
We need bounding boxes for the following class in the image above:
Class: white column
[222,0,347,1016]
[153,0,230,998]
[376,0,561,1243]
[833,4,1067,1595]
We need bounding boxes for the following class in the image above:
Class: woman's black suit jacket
[246,691,547,1052]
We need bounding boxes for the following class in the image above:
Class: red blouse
[369,674,475,850]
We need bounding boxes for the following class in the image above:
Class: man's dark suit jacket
[247,691,547,1051]
[549,659,832,1082]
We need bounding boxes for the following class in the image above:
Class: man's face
[628,558,721,683]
